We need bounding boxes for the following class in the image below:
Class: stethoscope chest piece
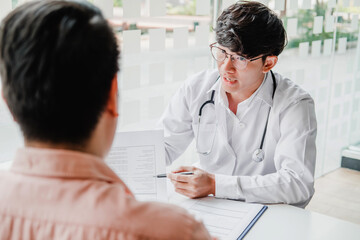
[252,149,265,163]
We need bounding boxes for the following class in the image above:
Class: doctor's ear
[262,56,278,73]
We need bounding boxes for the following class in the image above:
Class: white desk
[167,182,360,240]
[2,163,360,239]
[244,204,360,240]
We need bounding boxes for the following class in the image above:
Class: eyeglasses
[209,42,263,70]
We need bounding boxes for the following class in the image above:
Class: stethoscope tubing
[196,70,277,161]
[199,90,215,117]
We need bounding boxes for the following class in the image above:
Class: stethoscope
[196,70,277,163]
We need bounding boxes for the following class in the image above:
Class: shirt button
[238,122,246,128]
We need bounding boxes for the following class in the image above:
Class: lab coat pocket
[193,123,217,155]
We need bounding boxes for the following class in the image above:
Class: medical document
[171,193,266,240]
[105,130,166,201]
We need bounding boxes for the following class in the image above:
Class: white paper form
[178,197,265,240]
[106,130,166,201]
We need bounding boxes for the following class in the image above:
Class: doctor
[159,1,317,208]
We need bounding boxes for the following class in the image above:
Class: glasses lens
[232,56,247,70]
[211,47,225,62]
[211,47,247,69]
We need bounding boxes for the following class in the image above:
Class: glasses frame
[209,42,263,70]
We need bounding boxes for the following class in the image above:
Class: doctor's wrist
[209,173,216,195]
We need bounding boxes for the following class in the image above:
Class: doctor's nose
[221,56,236,73]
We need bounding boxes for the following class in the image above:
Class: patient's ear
[107,74,118,117]
[262,56,278,73]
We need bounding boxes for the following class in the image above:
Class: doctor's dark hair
[215,1,287,59]
[0,0,119,145]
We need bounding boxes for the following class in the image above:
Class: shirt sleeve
[215,98,317,208]
[157,84,195,166]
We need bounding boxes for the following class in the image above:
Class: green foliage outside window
[283,3,359,49]
[167,1,196,16]
[114,0,122,7]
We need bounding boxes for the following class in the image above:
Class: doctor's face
[215,45,268,98]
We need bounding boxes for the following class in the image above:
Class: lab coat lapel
[215,89,236,160]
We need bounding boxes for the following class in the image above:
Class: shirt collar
[10,147,124,184]
[208,72,275,108]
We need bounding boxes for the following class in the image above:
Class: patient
[0,1,210,239]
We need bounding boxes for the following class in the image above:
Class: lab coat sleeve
[215,174,245,200]
[215,98,317,207]
[158,84,195,166]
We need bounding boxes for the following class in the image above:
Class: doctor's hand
[168,166,215,199]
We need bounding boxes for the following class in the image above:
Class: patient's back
[0,148,207,240]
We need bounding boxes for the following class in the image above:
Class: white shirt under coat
[159,69,317,208]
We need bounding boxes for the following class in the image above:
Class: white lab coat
[159,69,317,208]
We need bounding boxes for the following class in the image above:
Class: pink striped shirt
[0,147,206,240]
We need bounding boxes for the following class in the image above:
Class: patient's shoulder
[84,182,201,239]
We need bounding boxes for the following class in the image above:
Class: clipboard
[174,196,268,240]
[237,205,268,239]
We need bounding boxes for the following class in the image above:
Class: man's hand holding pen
[154,171,194,178]
[167,166,216,199]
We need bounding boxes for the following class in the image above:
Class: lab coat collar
[207,74,221,93]
[208,72,275,108]
[208,77,237,160]
[204,75,226,107]
[254,72,274,107]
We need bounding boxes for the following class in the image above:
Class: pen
[154,172,194,178]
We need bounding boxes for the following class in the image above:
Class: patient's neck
[25,140,96,156]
